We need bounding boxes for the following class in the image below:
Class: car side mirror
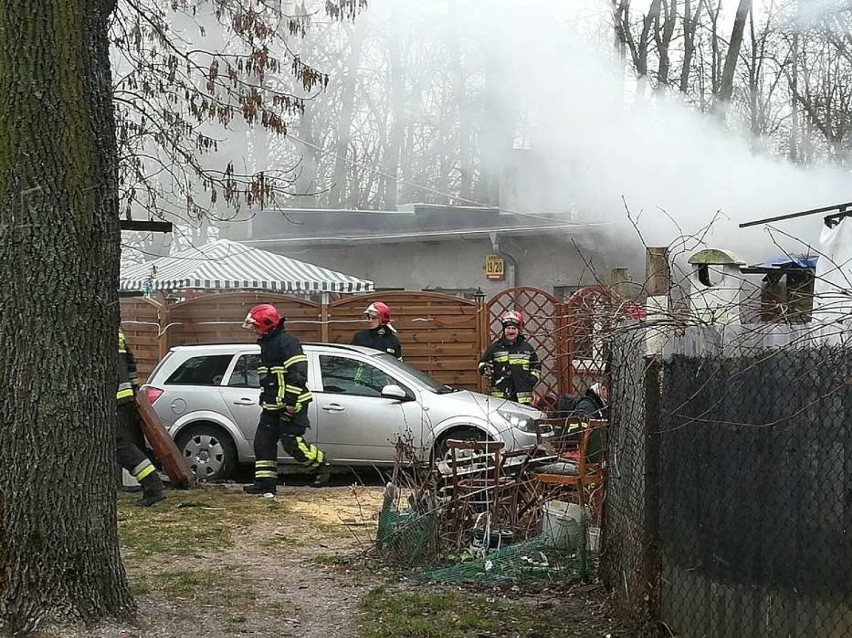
[381,384,412,401]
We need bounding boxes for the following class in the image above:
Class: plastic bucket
[541,500,585,550]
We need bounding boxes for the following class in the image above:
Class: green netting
[421,534,590,584]
[376,507,437,565]
[376,495,599,585]
[420,514,594,584]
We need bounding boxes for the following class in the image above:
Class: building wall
[266,235,613,296]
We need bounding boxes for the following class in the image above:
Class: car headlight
[496,409,535,432]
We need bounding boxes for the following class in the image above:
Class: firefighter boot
[243,479,277,496]
[312,461,332,487]
[137,472,166,507]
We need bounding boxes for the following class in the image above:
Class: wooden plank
[136,393,195,489]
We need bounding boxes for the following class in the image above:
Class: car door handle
[322,403,345,412]
[232,398,256,406]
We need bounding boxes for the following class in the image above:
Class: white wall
[270,234,631,296]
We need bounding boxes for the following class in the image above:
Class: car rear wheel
[175,423,238,482]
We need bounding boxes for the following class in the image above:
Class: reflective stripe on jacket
[478,334,541,404]
[117,330,138,404]
[257,322,313,413]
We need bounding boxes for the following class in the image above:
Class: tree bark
[789,31,800,162]
[449,0,473,203]
[0,0,134,634]
[328,21,365,209]
[679,0,704,94]
[379,0,405,209]
[292,101,318,208]
[654,0,677,89]
[716,0,752,105]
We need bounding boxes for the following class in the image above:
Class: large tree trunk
[0,0,134,634]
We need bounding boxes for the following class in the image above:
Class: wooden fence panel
[329,291,485,390]
[165,292,321,349]
[120,297,163,381]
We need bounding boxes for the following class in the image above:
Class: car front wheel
[434,427,488,463]
[175,423,238,482]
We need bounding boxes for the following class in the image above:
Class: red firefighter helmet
[500,310,524,329]
[364,301,392,325]
[242,304,282,334]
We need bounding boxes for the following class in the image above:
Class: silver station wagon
[141,343,549,481]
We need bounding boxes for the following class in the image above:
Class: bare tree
[679,0,705,93]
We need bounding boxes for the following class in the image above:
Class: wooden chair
[531,419,608,518]
[443,439,520,537]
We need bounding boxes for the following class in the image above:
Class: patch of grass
[118,486,288,561]
[132,565,257,608]
[258,534,304,549]
[157,566,238,597]
[226,613,248,624]
[311,553,349,566]
[358,586,593,638]
[312,521,351,537]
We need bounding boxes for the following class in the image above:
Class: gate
[485,287,568,401]
[485,286,613,404]
[563,286,611,394]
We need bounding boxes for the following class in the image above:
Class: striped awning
[120,239,374,294]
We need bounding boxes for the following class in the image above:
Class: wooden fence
[120,288,608,395]
[121,291,489,391]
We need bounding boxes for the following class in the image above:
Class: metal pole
[739,202,852,228]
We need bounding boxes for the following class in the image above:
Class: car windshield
[370,352,455,393]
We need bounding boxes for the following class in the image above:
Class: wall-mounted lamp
[472,287,486,304]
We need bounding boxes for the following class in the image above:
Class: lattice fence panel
[486,286,567,400]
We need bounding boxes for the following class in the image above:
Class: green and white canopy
[120,239,373,294]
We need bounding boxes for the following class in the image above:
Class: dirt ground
[42,482,633,638]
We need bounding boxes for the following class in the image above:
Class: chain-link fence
[600,324,658,621]
[603,326,852,637]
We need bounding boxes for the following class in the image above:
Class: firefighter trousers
[252,411,326,482]
[116,402,158,482]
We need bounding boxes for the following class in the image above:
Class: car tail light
[141,386,164,404]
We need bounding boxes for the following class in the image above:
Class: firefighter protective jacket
[117,330,139,404]
[351,325,402,359]
[477,334,541,404]
[257,320,313,416]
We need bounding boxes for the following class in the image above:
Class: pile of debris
[375,419,608,584]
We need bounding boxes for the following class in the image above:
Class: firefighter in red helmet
[241,304,330,494]
[477,310,541,405]
[351,301,402,359]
